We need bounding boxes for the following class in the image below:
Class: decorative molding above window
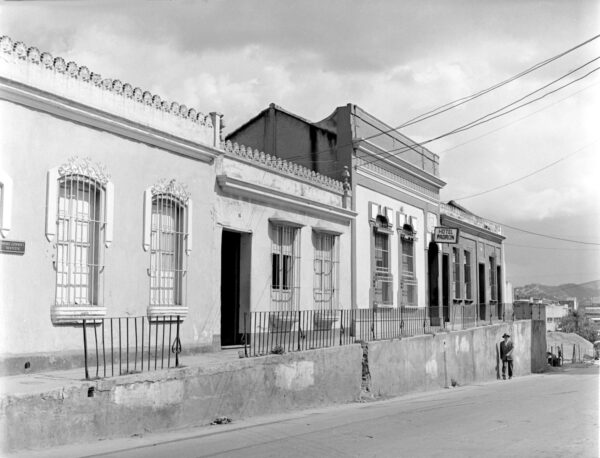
[0,170,13,238]
[45,158,114,247]
[143,179,192,255]
[369,202,394,229]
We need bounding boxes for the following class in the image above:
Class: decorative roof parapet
[0,35,219,148]
[440,202,502,235]
[221,140,345,193]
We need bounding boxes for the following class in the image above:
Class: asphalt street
[10,364,599,458]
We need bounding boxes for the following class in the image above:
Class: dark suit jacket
[500,341,514,361]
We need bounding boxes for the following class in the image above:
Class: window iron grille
[55,174,105,306]
[150,194,187,307]
[313,232,339,310]
[271,224,300,311]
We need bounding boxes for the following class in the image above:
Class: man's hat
[502,333,510,338]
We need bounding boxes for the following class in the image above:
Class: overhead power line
[388,33,600,131]
[437,78,600,155]
[279,33,600,164]
[355,61,600,171]
[505,243,600,252]
[451,139,599,201]
[497,222,600,246]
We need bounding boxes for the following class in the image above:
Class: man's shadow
[495,342,501,379]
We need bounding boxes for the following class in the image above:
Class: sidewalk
[0,348,244,397]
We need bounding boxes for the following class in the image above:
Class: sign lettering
[433,227,459,244]
[0,240,26,255]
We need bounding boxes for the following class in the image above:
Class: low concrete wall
[367,321,534,397]
[0,344,363,452]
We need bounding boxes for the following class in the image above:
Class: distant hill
[514,280,600,303]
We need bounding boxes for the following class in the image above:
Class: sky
[1,0,599,288]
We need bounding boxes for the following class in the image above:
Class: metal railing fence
[243,305,512,357]
[81,315,182,380]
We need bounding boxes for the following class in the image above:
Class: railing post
[175,315,181,367]
[297,310,302,351]
[82,319,89,380]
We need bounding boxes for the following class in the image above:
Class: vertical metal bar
[102,319,106,378]
[175,316,180,367]
[244,312,248,358]
[126,317,129,374]
[141,316,145,372]
[134,317,138,372]
[118,318,122,375]
[110,318,114,377]
[148,317,152,371]
[154,315,159,370]
[161,316,166,369]
[94,322,99,378]
[167,316,172,368]
[83,319,89,380]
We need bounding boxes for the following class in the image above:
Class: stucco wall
[367,321,535,397]
[355,184,426,309]
[1,344,363,452]
[0,102,220,356]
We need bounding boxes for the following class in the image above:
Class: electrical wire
[505,243,600,251]
[277,34,600,165]
[355,63,600,170]
[495,222,600,246]
[451,139,598,201]
[437,78,600,155]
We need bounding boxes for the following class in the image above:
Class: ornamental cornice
[0,35,221,149]
[58,157,110,185]
[221,140,347,193]
[0,35,214,126]
[151,179,190,204]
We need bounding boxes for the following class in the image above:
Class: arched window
[46,158,113,323]
[143,179,192,318]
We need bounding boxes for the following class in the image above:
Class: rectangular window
[401,236,417,306]
[452,247,460,298]
[489,256,497,301]
[55,176,103,306]
[464,250,472,300]
[313,232,339,310]
[271,224,300,311]
[373,230,393,306]
[150,195,186,306]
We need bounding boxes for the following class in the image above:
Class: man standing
[500,333,514,380]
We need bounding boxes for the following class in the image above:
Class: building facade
[0,37,353,372]
[228,104,509,326]
[227,103,451,322]
[439,201,507,323]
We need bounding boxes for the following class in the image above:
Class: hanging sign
[0,240,26,255]
[433,227,459,243]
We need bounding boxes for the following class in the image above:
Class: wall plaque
[0,240,25,255]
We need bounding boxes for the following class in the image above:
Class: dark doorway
[221,230,242,346]
[442,254,450,322]
[478,263,486,321]
[428,242,440,326]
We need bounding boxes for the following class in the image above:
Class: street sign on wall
[433,227,459,243]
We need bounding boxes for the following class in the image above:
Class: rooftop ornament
[221,140,345,193]
[0,34,217,128]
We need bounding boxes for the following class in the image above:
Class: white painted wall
[355,184,426,309]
